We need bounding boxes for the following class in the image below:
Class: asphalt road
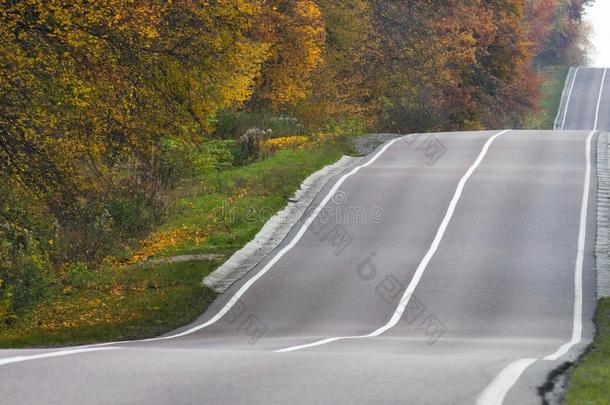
[558,67,609,131]
[0,126,599,404]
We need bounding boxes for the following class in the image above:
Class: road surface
[0,67,607,404]
[557,67,609,131]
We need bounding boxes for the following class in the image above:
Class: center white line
[476,129,595,405]
[594,68,607,130]
[276,129,511,353]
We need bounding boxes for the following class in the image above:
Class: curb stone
[553,66,577,130]
[597,131,610,297]
[202,155,362,293]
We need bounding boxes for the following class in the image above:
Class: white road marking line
[545,129,594,361]
[594,68,608,131]
[276,130,510,353]
[138,137,402,341]
[0,136,404,366]
[0,347,120,367]
[476,130,595,404]
[476,358,537,405]
[561,67,579,130]
[556,67,576,130]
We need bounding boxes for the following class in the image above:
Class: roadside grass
[525,65,570,129]
[0,143,348,348]
[565,298,610,404]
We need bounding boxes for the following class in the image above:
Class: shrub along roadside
[0,140,349,348]
[524,65,570,130]
[565,298,610,404]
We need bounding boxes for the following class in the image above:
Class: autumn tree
[0,0,275,265]
[0,0,594,315]
[533,0,594,65]
[251,0,326,108]
[294,0,382,128]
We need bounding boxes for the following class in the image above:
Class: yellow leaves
[253,0,326,106]
[260,135,309,157]
[1,0,302,237]
[142,26,160,39]
[31,292,137,331]
[236,0,263,15]
[126,227,207,265]
[296,0,323,20]
[87,298,103,307]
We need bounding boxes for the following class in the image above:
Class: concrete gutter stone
[202,154,362,293]
[597,131,610,297]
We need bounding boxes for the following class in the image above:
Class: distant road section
[555,67,609,130]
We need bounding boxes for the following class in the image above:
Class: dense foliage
[0,0,592,321]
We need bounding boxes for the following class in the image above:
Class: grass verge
[0,142,348,348]
[525,65,570,130]
[565,298,610,404]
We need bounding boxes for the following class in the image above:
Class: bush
[236,128,271,162]
[0,184,54,321]
[321,118,366,137]
[161,136,239,176]
[66,262,94,288]
[212,110,305,140]
[106,197,155,239]
[0,230,48,322]
[9,259,46,314]
[192,140,239,175]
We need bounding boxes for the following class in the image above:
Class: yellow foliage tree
[249,0,326,108]
[0,0,273,261]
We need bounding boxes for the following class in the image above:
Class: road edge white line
[276,129,510,353]
[545,129,594,361]
[139,137,402,341]
[0,347,120,367]
[594,68,607,131]
[561,67,579,130]
[0,136,404,367]
[476,130,595,404]
[555,67,575,130]
[476,358,537,405]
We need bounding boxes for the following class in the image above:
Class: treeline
[0,0,591,319]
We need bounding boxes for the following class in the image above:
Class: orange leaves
[525,0,559,49]
[311,0,548,132]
